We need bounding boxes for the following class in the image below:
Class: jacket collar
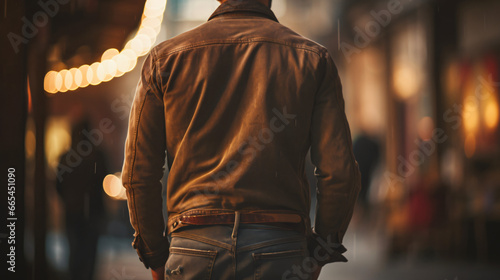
[208,0,279,22]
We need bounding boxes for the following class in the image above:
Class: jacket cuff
[307,230,348,266]
[132,234,170,269]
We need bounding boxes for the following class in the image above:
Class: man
[121,0,361,279]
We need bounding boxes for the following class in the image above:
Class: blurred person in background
[57,118,108,280]
[121,0,361,279]
[353,130,381,213]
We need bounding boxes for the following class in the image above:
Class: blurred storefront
[336,0,500,262]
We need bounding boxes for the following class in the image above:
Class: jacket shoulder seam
[154,38,325,59]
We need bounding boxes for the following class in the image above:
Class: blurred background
[2,0,500,279]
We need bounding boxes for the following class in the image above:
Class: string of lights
[44,0,167,94]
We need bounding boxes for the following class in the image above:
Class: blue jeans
[165,216,314,279]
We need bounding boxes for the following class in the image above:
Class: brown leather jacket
[122,0,361,269]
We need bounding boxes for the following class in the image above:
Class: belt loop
[231,211,241,239]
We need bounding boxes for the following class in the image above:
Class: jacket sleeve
[121,49,169,269]
[310,51,361,248]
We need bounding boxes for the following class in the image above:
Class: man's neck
[255,0,271,7]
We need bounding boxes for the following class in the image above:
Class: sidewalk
[318,220,500,280]
[95,236,150,280]
[94,228,500,280]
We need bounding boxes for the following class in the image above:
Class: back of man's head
[217,0,272,8]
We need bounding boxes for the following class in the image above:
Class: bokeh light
[103,173,127,200]
[101,48,119,61]
[89,62,101,86]
[484,100,499,129]
[59,69,69,92]
[43,0,167,94]
[68,68,79,91]
[44,70,58,94]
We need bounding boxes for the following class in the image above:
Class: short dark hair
[218,0,272,6]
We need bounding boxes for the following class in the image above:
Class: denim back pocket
[165,247,217,280]
[252,248,306,280]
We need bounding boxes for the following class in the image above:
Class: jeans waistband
[167,209,306,235]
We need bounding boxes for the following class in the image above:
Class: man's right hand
[151,264,165,280]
